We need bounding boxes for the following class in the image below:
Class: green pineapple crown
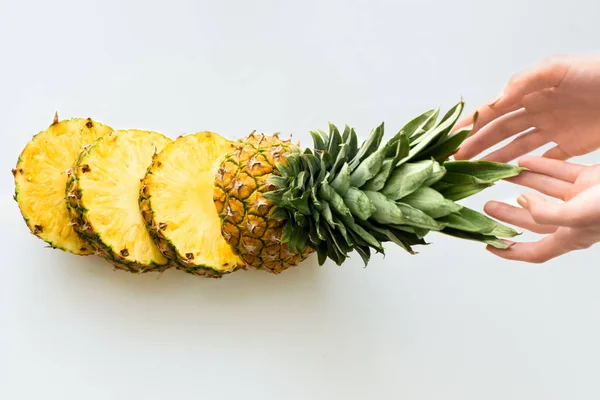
[263,100,524,266]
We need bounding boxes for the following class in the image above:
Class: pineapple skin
[213,132,314,274]
[66,130,173,273]
[13,116,113,254]
[140,131,245,278]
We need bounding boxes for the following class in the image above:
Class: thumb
[517,193,568,226]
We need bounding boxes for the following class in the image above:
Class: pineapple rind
[66,130,173,273]
[213,132,314,274]
[13,117,113,254]
[140,131,245,278]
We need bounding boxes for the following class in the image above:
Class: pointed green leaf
[422,161,446,186]
[401,108,440,140]
[416,127,471,162]
[443,160,524,183]
[327,123,342,165]
[400,101,464,163]
[320,180,351,217]
[396,202,445,231]
[340,215,383,251]
[354,245,371,266]
[363,191,405,225]
[343,187,375,220]
[440,228,513,249]
[349,123,385,170]
[330,163,351,196]
[310,130,327,151]
[330,143,348,178]
[349,144,388,187]
[436,183,493,201]
[319,201,337,227]
[401,187,463,218]
[382,160,435,200]
[347,128,359,161]
[317,242,328,265]
[438,207,520,237]
[290,191,311,215]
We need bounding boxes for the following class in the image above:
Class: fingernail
[517,195,528,208]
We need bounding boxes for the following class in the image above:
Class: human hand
[452,54,600,162]
[483,156,600,263]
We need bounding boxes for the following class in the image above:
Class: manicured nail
[517,195,528,208]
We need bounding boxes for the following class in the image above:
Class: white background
[2,1,600,399]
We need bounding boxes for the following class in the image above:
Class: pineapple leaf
[349,122,385,170]
[347,128,359,161]
[415,127,471,162]
[320,179,351,217]
[400,100,464,164]
[362,159,394,191]
[354,245,371,266]
[400,187,463,219]
[290,191,311,215]
[401,108,440,141]
[438,207,520,237]
[330,163,351,196]
[343,187,375,221]
[319,201,337,227]
[330,143,348,178]
[443,160,524,183]
[327,123,342,166]
[382,160,435,200]
[310,130,327,151]
[440,228,513,249]
[396,202,446,231]
[350,143,389,187]
[363,191,405,225]
[436,182,493,201]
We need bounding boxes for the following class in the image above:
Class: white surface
[2,1,600,399]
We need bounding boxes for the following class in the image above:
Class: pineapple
[213,132,314,274]
[140,131,244,278]
[213,100,524,273]
[13,115,112,254]
[66,129,172,273]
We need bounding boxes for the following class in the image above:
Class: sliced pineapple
[66,129,172,273]
[140,131,245,278]
[13,115,113,254]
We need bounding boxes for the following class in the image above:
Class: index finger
[492,57,570,110]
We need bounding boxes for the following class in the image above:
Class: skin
[452,54,600,263]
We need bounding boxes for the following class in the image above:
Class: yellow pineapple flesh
[13,116,112,254]
[140,131,244,278]
[213,132,314,274]
[66,129,172,273]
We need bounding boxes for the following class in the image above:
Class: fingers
[452,94,524,135]
[492,57,570,110]
[486,233,570,263]
[505,170,572,200]
[454,108,535,160]
[517,191,594,227]
[484,201,557,234]
[481,128,550,163]
[542,146,571,160]
[517,156,584,182]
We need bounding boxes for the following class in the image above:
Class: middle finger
[504,170,572,200]
[454,108,535,160]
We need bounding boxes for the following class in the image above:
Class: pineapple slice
[140,131,245,278]
[13,115,113,254]
[66,129,172,273]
